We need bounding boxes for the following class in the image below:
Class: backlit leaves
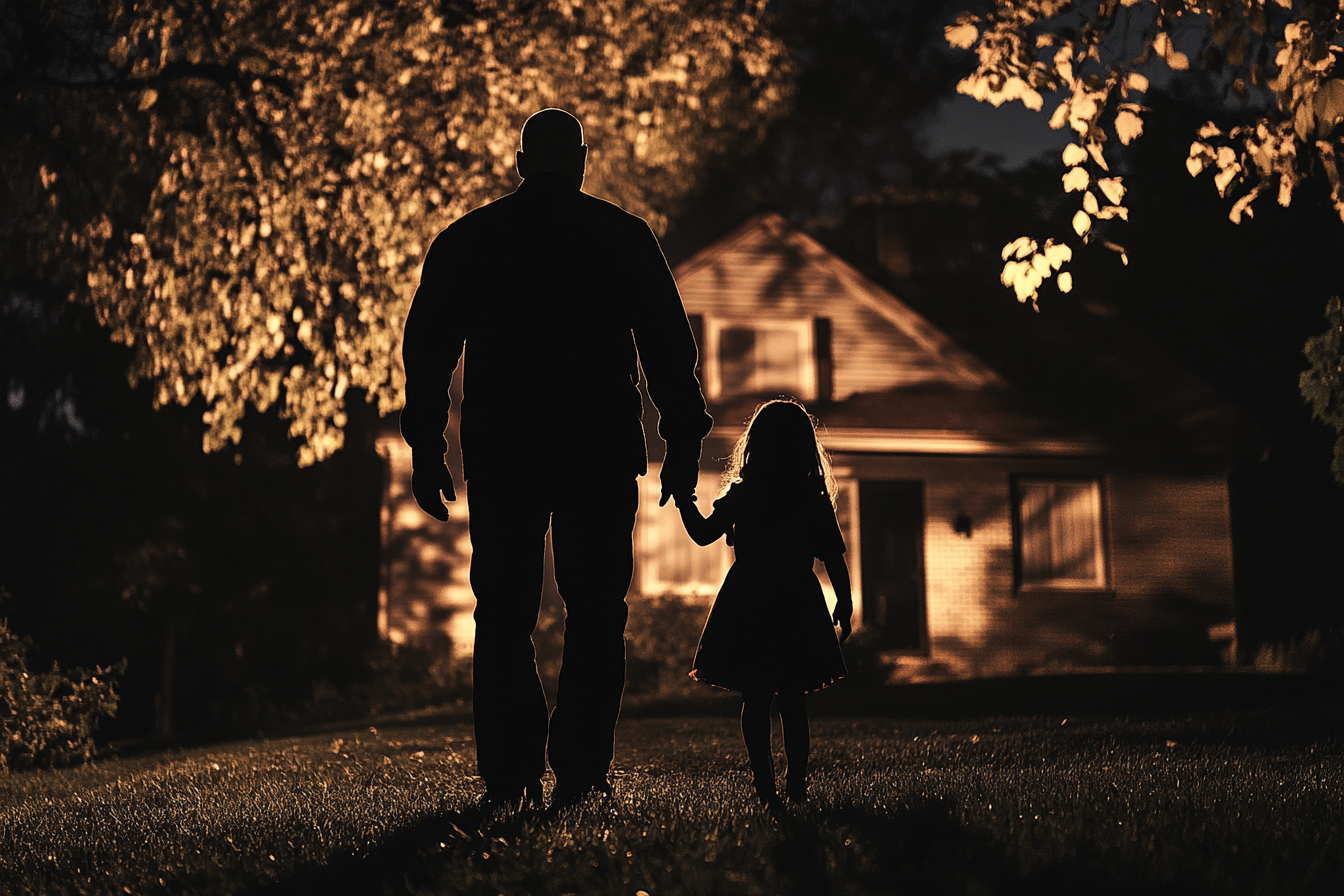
[34,0,792,465]
[1000,237,1072,308]
[949,0,1344,308]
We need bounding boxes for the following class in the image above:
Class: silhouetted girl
[675,399,852,809]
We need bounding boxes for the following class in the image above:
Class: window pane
[1017,479,1104,587]
[1018,483,1054,582]
[755,327,802,393]
[719,327,755,396]
[1050,484,1099,580]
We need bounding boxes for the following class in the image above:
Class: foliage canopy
[947,0,1343,303]
[5,0,792,464]
[949,0,1344,479]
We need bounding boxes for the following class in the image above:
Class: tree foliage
[1301,295,1344,480]
[949,0,1344,481]
[5,0,792,465]
[947,0,1343,304]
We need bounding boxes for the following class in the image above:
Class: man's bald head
[516,108,587,188]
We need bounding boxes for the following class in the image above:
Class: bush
[626,594,712,698]
[1251,627,1344,675]
[0,607,123,772]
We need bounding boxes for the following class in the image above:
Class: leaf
[1295,96,1316,141]
[1198,122,1222,139]
[1125,71,1149,94]
[1102,240,1129,265]
[1229,188,1260,223]
[1097,177,1125,205]
[1043,241,1072,269]
[1115,109,1143,145]
[1214,164,1240,197]
[1062,144,1088,166]
[1062,167,1090,192]
[1057,271,1073,292]
[1313,80,1344,138]
[1086,141,1109,170]
[1072,210,1091,236]
[138,89,159,111]
[1083,190,1099,214]
[944,23,978,50]
[1049,102,1070,130]
[1002,237,1037,261]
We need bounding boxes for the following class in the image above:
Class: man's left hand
[660,455,698,507]
[412,464,457,521]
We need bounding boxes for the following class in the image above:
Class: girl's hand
[832,599,853,642]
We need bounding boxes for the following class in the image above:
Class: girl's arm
[822,554,853,641]
[675,495,729,546]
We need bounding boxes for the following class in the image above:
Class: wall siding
[676,227,984,398]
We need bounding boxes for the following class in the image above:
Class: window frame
[702,316,817,402]
[1010,476,1111,592]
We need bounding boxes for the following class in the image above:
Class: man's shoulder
[575,191,654,233]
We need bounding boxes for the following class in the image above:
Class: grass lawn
[1,698,1340,895]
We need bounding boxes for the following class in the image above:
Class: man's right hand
[412,465,457,521]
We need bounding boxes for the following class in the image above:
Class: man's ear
[515,149,530,179]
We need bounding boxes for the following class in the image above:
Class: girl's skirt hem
[688,668,846,696]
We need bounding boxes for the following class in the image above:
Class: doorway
[859,480,928,651]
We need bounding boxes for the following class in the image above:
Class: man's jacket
[400,172,712,479]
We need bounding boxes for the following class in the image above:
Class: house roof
[671,213,1263,460]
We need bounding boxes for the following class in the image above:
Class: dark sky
[920,93,1071,167]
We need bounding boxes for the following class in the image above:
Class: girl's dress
[690,479,848,694]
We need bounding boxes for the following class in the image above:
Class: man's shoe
[476,779,544,819]
[548,778,613,811]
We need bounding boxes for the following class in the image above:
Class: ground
[1,688,1340,895]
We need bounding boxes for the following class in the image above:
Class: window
[1013,478,1108,589]
[635,467,732,598]
[703,318,816,401]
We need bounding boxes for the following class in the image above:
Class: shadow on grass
[241,794,1198,896]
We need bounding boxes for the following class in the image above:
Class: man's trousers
[465,474,638,795]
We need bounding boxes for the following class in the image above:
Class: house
[375,212,1257,680]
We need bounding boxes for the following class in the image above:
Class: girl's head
[722,399,835,502]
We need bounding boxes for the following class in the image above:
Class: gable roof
[674,213,1004,393]
[669,213,1262,459]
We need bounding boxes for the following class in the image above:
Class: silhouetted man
[400,108,711,810]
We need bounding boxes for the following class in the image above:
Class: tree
[947,0,1344,479]
[3,0,792,465]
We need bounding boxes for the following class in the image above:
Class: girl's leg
[777,691,809,801]
[740,690,778,806]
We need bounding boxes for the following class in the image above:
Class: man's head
[516,108,587,189]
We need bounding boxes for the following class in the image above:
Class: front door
[859,480,928,651]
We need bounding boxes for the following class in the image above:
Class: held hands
[659,454,699,507]
[832,598,853,642]
[412,464,457,521]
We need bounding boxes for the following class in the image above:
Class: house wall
[376,435,476,654]
[834,453,1236,680]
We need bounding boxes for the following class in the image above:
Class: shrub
[626,594,712,698]
[0,608,124,772]
[1251,628,1344,675]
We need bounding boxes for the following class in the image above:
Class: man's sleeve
[400,230,467,468]
[629,221,713,462]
